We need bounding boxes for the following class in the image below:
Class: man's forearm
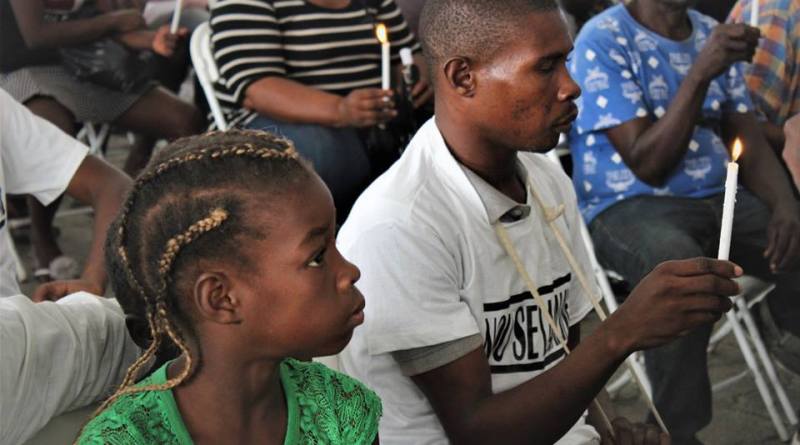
[435,322,629,445]
[729,113,797,211]
[614,72,710,186]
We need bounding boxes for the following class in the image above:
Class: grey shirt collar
[460,160,532,224]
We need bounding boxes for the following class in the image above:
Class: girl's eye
[308,248,327,268]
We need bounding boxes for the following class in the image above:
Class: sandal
[34,255,80,283]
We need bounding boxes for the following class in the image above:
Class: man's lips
[554,107,579,128]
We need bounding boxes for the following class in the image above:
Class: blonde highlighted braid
[76,131,306,442]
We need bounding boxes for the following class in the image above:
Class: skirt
[0,65,155,123]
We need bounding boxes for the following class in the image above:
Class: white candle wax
[381,41,391,90]
[718,160,739,260]
[170,0,184,34]
[750,0,759,28]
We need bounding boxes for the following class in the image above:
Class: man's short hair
[419,0,560,71]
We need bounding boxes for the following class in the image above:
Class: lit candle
[718,139,743,260]
[375,23,391,90]
[170,0,184,34]
[750,0,759,27]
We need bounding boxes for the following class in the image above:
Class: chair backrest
[190,21,229,131]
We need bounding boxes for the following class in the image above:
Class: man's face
[469,10,581,152]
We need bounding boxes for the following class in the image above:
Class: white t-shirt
[0,292,140,445]
[338,118,599,445]
[0,88,88,297]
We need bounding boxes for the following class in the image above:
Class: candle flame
[732,138,743,162]
[375,23,388,44]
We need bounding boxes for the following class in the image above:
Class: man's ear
[443,56,477,97]
[192,272,242,324]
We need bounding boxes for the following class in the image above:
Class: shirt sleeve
[341,222,481,356]
[210,0,287,106]
[571,29,649,134]
[0,89,88,206]
[391,333,484,376]
[376,0,421,60]
[0,293,140,445]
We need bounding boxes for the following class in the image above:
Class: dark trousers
[246,115,372,222]
[589,190,800,445]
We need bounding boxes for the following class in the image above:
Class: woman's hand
[337,88,397,128]
[152,24,188,57]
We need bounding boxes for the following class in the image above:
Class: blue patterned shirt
[568,5,753,222]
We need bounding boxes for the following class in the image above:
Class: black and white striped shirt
[210,0,419,126]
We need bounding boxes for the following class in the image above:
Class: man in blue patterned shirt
[569,1,800,444]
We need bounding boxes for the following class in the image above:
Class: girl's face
[232,173,365,359]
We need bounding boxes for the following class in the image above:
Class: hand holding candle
[375,23,391,91]
[718,139,743,261]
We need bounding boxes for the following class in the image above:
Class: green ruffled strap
[286,359,382,445]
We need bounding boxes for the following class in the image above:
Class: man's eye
[538,61,556,73]
[308,248,327,267]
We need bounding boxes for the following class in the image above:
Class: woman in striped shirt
[210,0,430,219]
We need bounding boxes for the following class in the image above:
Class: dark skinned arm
[606,24,760,187]
[761,120,785,154]
[410,259,740,445]
[721,112,800,271]
[9,0,145,49]
[32,156,131,301]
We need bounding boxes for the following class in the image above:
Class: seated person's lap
[246,115,371,214]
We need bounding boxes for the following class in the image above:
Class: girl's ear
[193,272,243,324]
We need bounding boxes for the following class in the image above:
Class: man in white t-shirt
[0,88,130,300]
[0,292,140,445]
[338,1,744,444]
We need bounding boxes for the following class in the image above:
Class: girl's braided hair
[85,130,309,426]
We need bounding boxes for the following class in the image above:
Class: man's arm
[783,114,800,189]
[722,112,800,272]
[32,157,131,301]
[410,259,740,445]
[606,24,759,186]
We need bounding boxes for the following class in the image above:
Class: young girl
[76,130,381,444]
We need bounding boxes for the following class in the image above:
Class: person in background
[210,0,431,220]
[0,292,140,445]
[569,0,800,443]
[728,0,800,154]
[1,0,204,283]
[0,88,130,301]
[786,114,800,189]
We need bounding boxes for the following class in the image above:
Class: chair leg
[727,299,791,441]
[735,296,799,429]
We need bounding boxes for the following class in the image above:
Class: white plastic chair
[190,22,228,131]
[546,147,798,441]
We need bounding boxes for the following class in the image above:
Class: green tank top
[77,358,382,444]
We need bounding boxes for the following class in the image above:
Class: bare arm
[32,156,131,301]
[410,259,739,445]
[243,77,396,128]
[606,24,759,186]
[722,112,800,271]
[9,0,144,49]
[784,114,800,189]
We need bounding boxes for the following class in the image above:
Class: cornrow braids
[79,130,310,441]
